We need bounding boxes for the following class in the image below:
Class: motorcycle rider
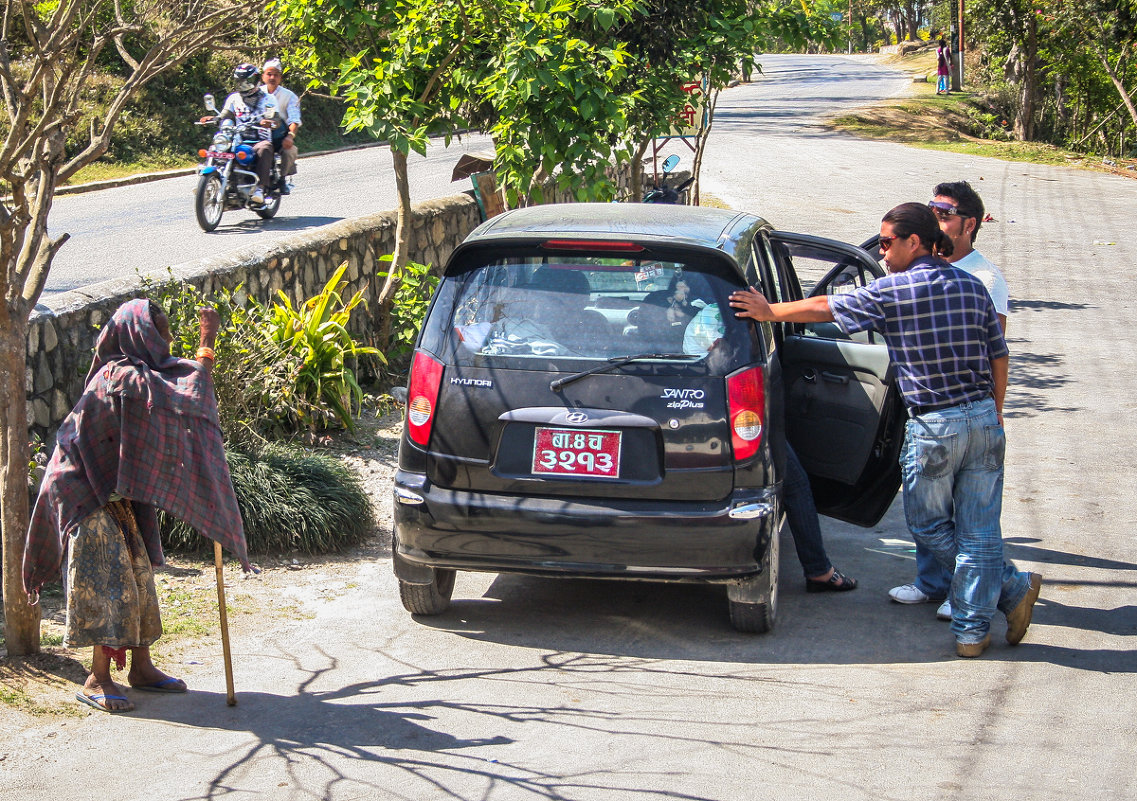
[201,64,277,205]
[260,58,301,193]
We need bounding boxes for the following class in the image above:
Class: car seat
[528,267,609,355]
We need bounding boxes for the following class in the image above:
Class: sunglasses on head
[928,200,962,220]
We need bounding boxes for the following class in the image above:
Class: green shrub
[141,274,322,445]
[159,443,374,555]
[265,262,384,431]
[382,257,439,372]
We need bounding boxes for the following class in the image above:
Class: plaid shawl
[23,299,249,595]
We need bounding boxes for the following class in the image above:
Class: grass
[827,51,1134,174]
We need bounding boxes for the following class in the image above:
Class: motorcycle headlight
[211,133,231,152]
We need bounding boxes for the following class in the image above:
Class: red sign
[532,427,621,478]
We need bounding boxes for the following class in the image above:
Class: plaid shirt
[827,256,1009,410]
[23,300,248,594]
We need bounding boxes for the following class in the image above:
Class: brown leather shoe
[1006,573,1043,645]
[956,634,991,658]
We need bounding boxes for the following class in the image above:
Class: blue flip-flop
[130,677,187,693]
[76,691,133,713]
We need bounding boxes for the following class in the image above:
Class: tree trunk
[1006,18,1038,141]
[1,306,40,656]
[375,146,413,352]
[631,138,650,202]
[1095,55,1137,134]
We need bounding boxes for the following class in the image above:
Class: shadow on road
[130,653,721,801]
[203,215,343,236]
[407,544,1136,674]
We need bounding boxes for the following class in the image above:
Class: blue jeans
[900,398,1031,643]
[783,444,831,578]
[913,543,952,599]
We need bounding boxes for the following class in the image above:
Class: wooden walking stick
[213,541,237,706]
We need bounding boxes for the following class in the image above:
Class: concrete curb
[54,140,389,196]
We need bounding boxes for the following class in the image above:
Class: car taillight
[727,366,765,462]
[407,351,444,447]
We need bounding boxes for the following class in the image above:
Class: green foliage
[159,443,374,555]
[381,256,438,370]
[142,268,380,442]
[264,262,384,430]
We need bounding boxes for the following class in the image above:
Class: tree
[1,0,254,656]
[277,0,493,341]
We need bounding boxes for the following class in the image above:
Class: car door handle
[821,371,849,384]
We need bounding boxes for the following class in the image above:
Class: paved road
[42,134,496,297]
[6,54,1136,800]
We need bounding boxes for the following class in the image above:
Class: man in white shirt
[889,180,1010,620]
[261,58,302,190]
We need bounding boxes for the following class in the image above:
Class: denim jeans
[783,444,831,578]
[913,542,952,599]
[900,398,1031,642]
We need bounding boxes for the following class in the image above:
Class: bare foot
[80,675,134,712]
[125,646,188,692]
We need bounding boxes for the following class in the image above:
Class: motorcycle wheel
[255,191,281,220]
[194,173,225,232]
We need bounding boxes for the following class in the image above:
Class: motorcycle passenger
[260,58,301,193]
[202,64,277,205]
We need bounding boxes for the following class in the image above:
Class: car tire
[398,568,456,615]
[726,523,779,634]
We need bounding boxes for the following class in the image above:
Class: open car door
[767,232,906,527]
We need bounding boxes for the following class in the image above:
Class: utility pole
[953,0,965,91]
[848,0,853,54]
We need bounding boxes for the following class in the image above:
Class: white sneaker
[250,187,265,204]
[936,599,952,620]
[889,583,933,604]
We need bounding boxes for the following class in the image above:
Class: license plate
[532,427,621,478]
[205,151,235,159]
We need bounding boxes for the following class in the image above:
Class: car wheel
[398,568,456,615]
[726,522,779,633]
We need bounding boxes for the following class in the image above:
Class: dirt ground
[0,407,405,720]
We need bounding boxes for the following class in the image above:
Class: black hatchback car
[392,203,905,632]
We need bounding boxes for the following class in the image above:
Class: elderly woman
[24,299,249,712]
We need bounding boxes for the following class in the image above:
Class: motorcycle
[193,93,287,232]
[643,153,694,204]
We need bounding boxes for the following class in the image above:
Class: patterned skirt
[64,501,163,649]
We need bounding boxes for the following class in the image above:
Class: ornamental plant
[263,262,384,431]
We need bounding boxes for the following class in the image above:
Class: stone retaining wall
[25,167,638,443]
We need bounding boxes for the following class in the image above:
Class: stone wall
[25,192,481,443]
[25,164,639,443]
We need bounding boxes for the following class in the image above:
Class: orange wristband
[195,346,216,361]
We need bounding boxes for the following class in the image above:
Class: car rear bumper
[393,470,779,582]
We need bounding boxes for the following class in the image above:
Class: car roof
[462,203,769,254]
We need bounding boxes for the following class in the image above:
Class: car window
[772,239,881,343]
[437,255,751,369]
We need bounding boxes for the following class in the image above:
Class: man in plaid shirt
[730,202,1041,658]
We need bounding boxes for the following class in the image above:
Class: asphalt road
[6,54,1136,800]
[42,133,497,297]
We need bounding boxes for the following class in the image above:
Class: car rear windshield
[430,252,754,371]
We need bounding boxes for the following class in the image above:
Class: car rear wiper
[550,353,699,392]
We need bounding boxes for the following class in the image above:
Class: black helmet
[233,63,261,102]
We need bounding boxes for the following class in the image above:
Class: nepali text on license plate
[532,427,621,478]
[206,151,236,159]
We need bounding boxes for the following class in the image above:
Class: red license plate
[205,151,235,159]
[532,427,621,478]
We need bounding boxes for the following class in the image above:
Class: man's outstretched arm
[729,287,834,323]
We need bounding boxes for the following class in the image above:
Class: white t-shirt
[951,248,1009,316]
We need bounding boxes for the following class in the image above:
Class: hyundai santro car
[392,203,905,633]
